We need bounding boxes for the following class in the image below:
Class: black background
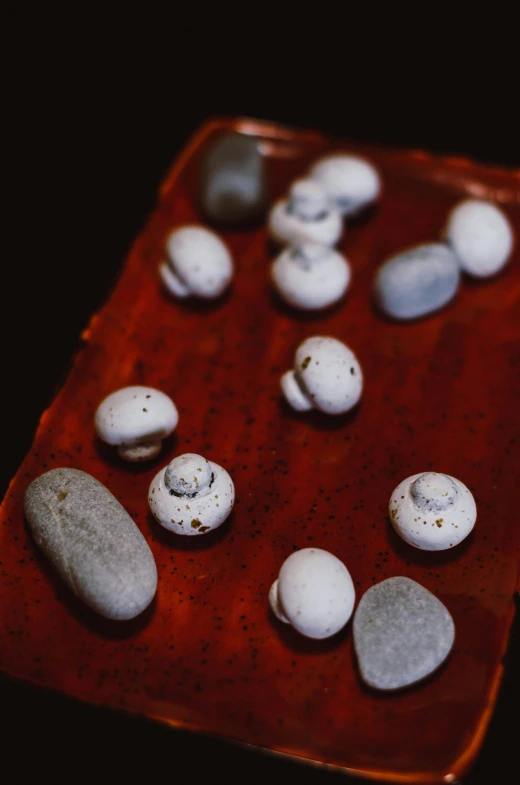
[3,10,519,784]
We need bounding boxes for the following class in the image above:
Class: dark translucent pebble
[200,133,268,226]
[24,468,158,620]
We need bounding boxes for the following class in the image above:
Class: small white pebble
[309,154,381,217]
[269,548,355,639]
[271,243,351,310]
[444,199,514,278]
[95,386,178,463]
[281,336,363,415]
[148,453,234,535]
[268,179,342,247]
[160,225,233,299]
[389,471,477,551]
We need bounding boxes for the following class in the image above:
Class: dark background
[3,12,519,784]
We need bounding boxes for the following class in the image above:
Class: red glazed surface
[1,118,519,784]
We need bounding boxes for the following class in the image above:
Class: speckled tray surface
[1,118,519,784]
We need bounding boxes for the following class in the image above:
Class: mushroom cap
[389,472,477,551]
[95,386,178,447]
[165,453,213,497]
[293,336,363,414]
[271,243,351,310]
[277,548,355,639]
[165,225,233,298]
[148,458,235,536]
[268,180,342,247]
[444,199,514,278]
[373,243,460,321]
[309,154,381,216]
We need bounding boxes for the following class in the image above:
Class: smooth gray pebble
[24,468,158,621]
[353,576,455,690]
[374,243,460,320]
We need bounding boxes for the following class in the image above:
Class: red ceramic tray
[1,118,519,784]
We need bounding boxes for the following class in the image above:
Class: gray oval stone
[374,243,460,320]
[353,576,455,690]
[200,133,268,225]
[24,468,158,620]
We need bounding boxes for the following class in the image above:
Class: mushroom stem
[280,371,313,412]
[159,261,191,298]
[118,441,162,463]
[410,472,457,512]
[287,181,329,221]
[164,454,213,498]
[290,244,328,266]
[269,580,290,624]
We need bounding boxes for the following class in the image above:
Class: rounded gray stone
[24,468,158,620]
[200,133,268,225]
[353,576,455,691]
[373,243,460,320]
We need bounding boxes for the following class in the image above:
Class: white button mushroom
[281,336,363,415]
[309,154,381,217]
[159,225,234,299]
[148,453,234,535]
[443,199,514,278]
[268,179,342,247]
[95,386,178,462]
[389,472,477,551]
[269,548,355,639]
[271,243,351,311]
